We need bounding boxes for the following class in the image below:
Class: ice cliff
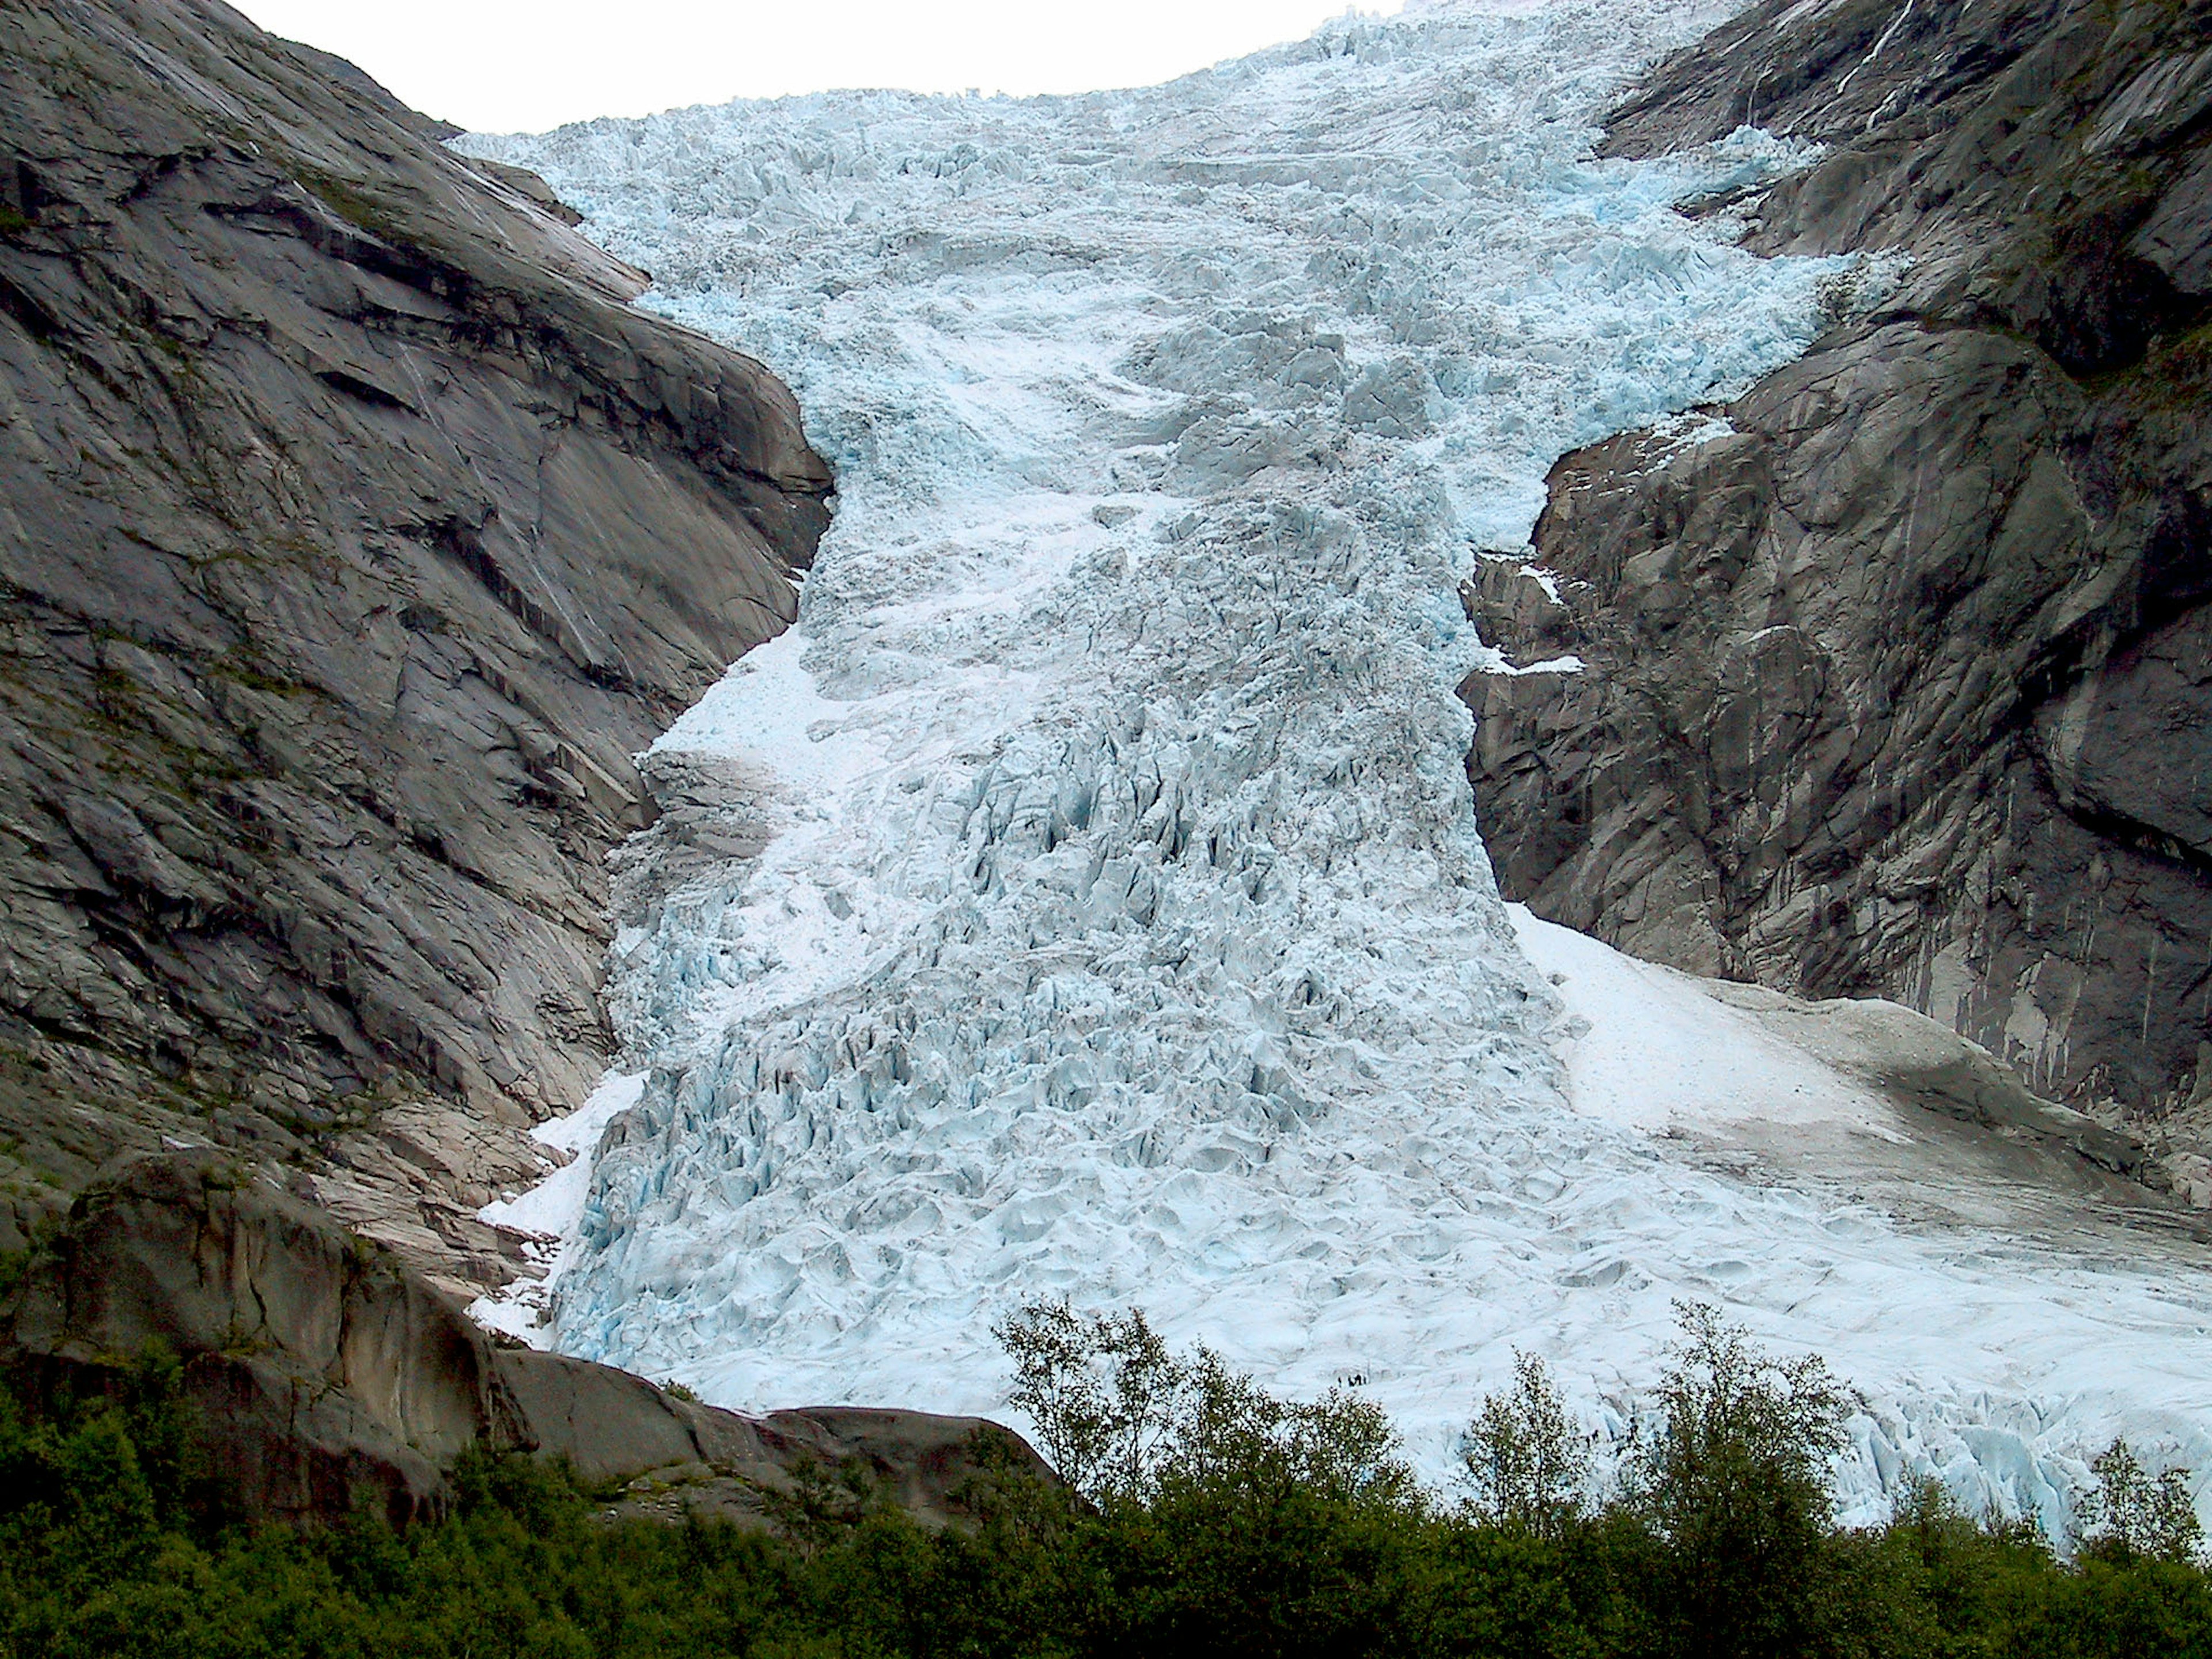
[468,0,2212,1532]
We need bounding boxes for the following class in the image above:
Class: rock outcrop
[3,1150,1041,1525]
[1467,0,2212,1161]
[0,0,831,1287]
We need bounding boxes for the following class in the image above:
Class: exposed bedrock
[0,0,831,1286]
[1,1150,1039,1527]
[1468,0,2212,1152]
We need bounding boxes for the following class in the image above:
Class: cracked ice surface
[469,0,2212,1530]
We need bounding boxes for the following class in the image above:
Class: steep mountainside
[0,0,830,1290]
[1467,0,2212,1160]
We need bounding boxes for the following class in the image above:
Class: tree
[995,1299,1417,1514]
[2080,1440,2206,1566]
[1626,1303,1850,1658]
[995,1300,1426,1656]
[996,1300,1190,1505]
[1460,1350,1590,1539]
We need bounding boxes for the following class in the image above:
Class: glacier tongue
[468,0,2212,1531]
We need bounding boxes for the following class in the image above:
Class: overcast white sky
[232,1,1409,134]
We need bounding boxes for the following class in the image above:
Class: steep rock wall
[0,0,831,1286]
[1468,0,2212,1140]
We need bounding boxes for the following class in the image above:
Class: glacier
[464,0,2212,1533]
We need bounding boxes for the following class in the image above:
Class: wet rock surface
[0,0,831,1283]
[1,1149,1040,1526]
[1468,0,2212,1169]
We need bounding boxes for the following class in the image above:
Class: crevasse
[466,0,2212,1534]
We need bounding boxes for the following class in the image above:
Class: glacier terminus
[464,0,2212,1535]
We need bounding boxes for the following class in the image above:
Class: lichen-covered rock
[1468,0,2212,1149]
[0,0,831,1280]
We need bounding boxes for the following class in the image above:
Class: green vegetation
[3,1310,2209,1658]
[290,168,401,244]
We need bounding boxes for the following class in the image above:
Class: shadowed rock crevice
[1468,0,2212,1174]
[0,0,832,1286]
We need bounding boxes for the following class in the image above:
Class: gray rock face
[0,0,831,1281]
[3,1150,1044,1526]
[1468,0,2212,1134]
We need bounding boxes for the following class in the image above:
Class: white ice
[467,1070,645,1346]
[465,0,2212,1535]
[1508,906,1908,1143]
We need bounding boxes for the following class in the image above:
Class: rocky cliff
[0,0,831,1289]
[3,1149,1039,1525]
[1467,0,2212,1179]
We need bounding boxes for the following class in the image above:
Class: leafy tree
[998,1299,1426,1656]
[1461,1350,1591,1540]
[1623,1302,1850,1657]
[2079,1438,2206,1566]
[997,1298,1416,1517]
[998,1300,1188,1505]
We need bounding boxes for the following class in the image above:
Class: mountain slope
[1466,0,2212,1164]
[0,0,830,1290]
